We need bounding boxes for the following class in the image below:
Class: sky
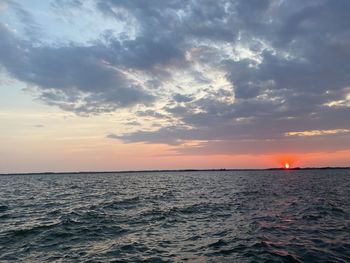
[1,0,350,173]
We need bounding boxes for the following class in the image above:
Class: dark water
[0,170,349,262]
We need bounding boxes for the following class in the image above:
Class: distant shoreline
[1,167,350,176]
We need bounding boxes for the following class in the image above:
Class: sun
[275,154,299,170]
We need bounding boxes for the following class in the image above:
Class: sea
[0,169,349,262]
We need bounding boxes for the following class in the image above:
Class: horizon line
[1,166,350,176]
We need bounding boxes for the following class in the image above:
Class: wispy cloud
[285,129,350,137]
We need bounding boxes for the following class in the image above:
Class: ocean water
[0,170,349,262]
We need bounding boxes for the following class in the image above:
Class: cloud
[0,0,41,39]
[51,0,83,9]
[0,23,154,114]
[285,129,350,137]
[173,93,194,103]
[2,0,350,155]
[104,0,350,154]
[175,135,350,155]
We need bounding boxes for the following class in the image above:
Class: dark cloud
[173,94,193,103]
[105,0,350,154]
[136,110,168,119]
[113,126,199,146]
[112,36,185,70]
[1,0,350,154]
[0,23,154,114]
[176,134,350,156]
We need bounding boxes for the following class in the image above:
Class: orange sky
[1,129,350,173]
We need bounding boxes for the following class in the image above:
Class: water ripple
[0,170,349,262]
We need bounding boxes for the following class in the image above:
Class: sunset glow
[0,1,350,173]
[276,156,298,170]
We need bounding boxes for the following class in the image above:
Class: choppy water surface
[0,170,349,262]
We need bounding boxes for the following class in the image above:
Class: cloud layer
[1,0,350,154]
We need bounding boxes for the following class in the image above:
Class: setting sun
[284,163,290,169]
